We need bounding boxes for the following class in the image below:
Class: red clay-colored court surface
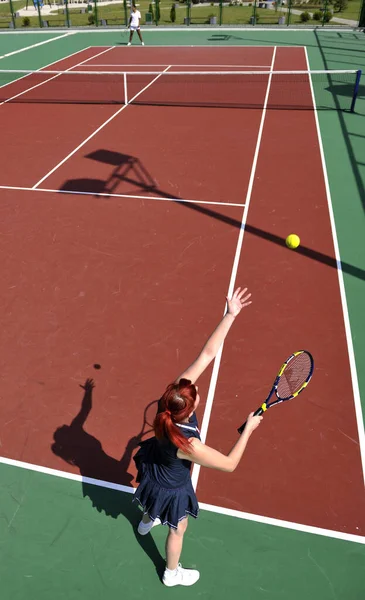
[0,43,364,542]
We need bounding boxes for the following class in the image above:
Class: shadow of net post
[60,149,178,199]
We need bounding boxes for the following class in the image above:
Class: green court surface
[0,29,364,599]
[1,462,364,600]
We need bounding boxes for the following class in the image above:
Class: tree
[170,3,176,21]
[333,0,348,12]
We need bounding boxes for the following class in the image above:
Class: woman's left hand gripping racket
[238,350,314,434]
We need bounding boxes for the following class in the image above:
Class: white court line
[79,64,273,68]
[198,502,365,544]
[191,45,277,491]
[304,47,365,485]
[0,455,364,545]
[0,46,114,107]
[1,69,356,76]
[0,185,245,209]
[0,45,93,92]
[0,31,77,60]
[0,29,349,33]
[74,30,343,34]
[31,65,172,190]
[95,42,308,46]
[0,30,348,34]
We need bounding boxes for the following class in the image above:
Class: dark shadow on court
[206,31,365,54]
[60,149,178,199]
[314,29,365,215]
[59,147,365,281]
[51,379,165,579]
[61,178,107,194]
[176,199,365,281]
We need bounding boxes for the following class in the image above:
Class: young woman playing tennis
[133,287,263,587]
[127,4,144,46]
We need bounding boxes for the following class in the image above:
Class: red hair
[154,379,197,453]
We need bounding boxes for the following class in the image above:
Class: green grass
[329,0,361,20]
[0,0,22,25]
[290,0,361,19]
[0,0,23,14]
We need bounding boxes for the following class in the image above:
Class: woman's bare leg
[137,29,144,44]
[165,518,188,570]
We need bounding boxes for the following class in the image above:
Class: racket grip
[237,407,264,435]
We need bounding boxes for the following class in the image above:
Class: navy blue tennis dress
[133,412,200,528]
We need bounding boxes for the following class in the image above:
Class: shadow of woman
[51,378,165,578]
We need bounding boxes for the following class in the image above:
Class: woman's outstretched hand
[226,287,252,317]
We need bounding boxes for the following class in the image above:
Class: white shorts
[130,25,140,31]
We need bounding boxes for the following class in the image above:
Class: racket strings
[277,353,312,398]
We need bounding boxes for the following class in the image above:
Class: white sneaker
[127,42,131,46]
[137,517,161,535]
[163,563,200,587]
[142,42,145,46]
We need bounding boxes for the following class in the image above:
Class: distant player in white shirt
[127,4,144,46]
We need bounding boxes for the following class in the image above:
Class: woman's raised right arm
[177,413,262,472]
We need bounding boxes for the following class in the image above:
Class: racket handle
[237,407,264,435]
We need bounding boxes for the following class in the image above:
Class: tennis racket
[237,350,314,434]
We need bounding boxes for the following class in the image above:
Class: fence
[0,0,363,28]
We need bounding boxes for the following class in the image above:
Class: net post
[219,0,223,25]
[8,0,16,28]
[94,0,98,26]
[124,72,128,105]
[350,70,362,113]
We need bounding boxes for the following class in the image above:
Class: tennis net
[0,69,362,112]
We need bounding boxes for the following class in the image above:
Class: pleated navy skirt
[133,435,200,529]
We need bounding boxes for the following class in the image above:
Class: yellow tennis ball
[286,234,300,249]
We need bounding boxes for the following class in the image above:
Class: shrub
[149,2,154,19]
[300,10,310,20]
[312,9,321,19]
[22,16,30,26]
[88,13,95,24]
[170,2,176,21]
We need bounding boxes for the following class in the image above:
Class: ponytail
[154,379,196,454]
